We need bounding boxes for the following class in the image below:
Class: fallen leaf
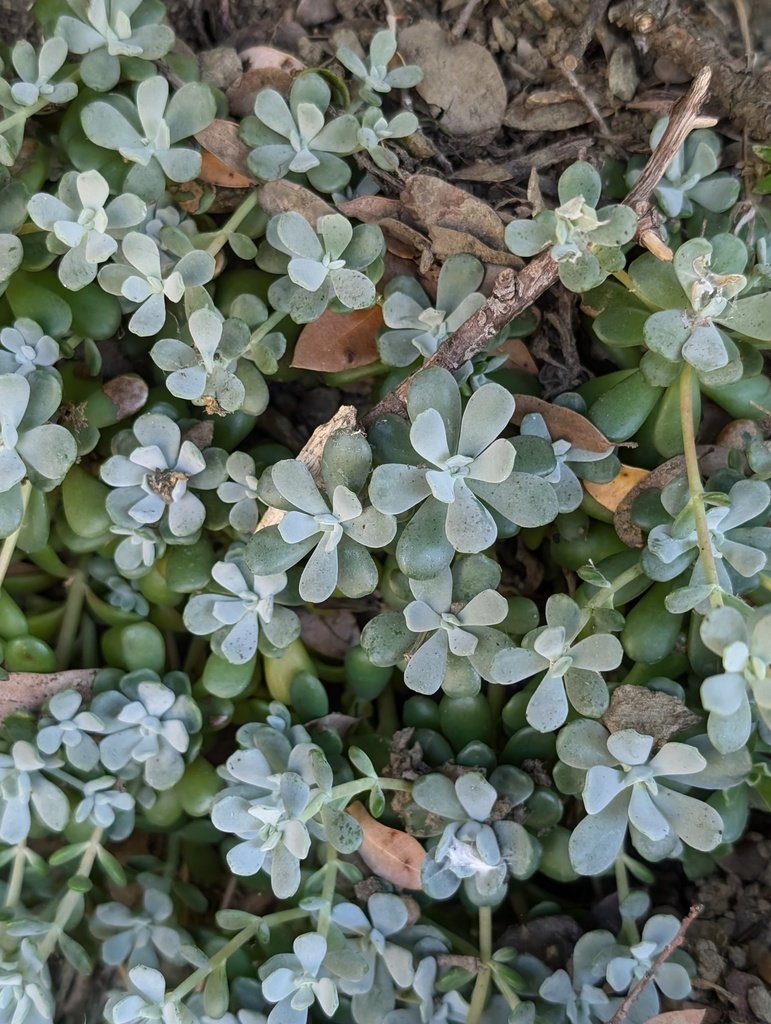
[402,174,507,249]
[337,196,405,224]
[298,608,360,659]
[513,395,617,453]
[398,21,507,136]
[256,179,334,224]
[347,801,426,889]
[611,450,715,547]
[0,670,98,723]
[647,1011,716,1023]
[585,464,650,513]
[504,96,613,132]
[292,304,382,371]
[194,120,255,185]
[428,225,522,266]
[499,338,539,375]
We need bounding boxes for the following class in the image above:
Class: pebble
[749,985,771,1023]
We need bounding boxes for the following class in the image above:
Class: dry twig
[607,903,703,1024]
[364,66,712,423]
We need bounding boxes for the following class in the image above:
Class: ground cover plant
[0,1,770,1022]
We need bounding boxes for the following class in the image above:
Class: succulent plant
[492,593,622,732]
[505,162,638,291]
[0,370,77,536]
[556,720,725,874]
[98,232,215,336]
[642,477,771,612]
[369,367,559,578]
[27,169,146,290]
[627,118,741,220]
[246,430,396,603]
[183,550,300,664]
[242,73,360,193]
[0,319,60,376]
[336,29,423,107]
[699,605,771,752]
[55,0,176,91]
[361,563,513,697]
[81,76,216,198]
[6,37,77,107]
[259,211,383,323]
[36,689,103,772]
[100,412,226,540]
[259,933,339,1024]
[377,255,487,367]
[90,670,202,790]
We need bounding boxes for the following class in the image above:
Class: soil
[4,0,771,1021]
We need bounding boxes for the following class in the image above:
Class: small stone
[693,938,726,982]
[749,985,771,1023]
[199,47,243,90]
[296,0,338,27]
[607,44,639,102]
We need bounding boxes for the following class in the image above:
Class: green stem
[250,309,286,347]
[679,366,723,608]
[467,905,493,1024]
[301,777,412,822]
[205,190,260,256]
[0,69,80,134]
[55,566,87,669]
[0,482,32,590]
[377,683,398,738]
[611,269,658,310]
[615,855,639,945]
[315,845,338,939]
[38,827,102,961]
[490,964,521,1010]
[168,907,309,1004]
[4,840,27,912]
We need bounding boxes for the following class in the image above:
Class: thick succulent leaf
[568,793,629,875]
[360,611,413,666]
[407,367,462,451]
[504,218,553,257]
[458,383,515,458]
[650,787,723,851]
[403,630,449,694]
[436,254,484,311]
[396,497,454,579]
[472,472,559,528]
[558,161,602,207]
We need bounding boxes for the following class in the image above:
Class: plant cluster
[0,5,769,1024]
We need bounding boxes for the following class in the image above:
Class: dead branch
[607,903,703,1024]
[362,65,712,424]
[610,0,771,139]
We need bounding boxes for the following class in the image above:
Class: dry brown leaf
[0,670,98,723]
[337,196,405,224]
[647,1011,716,1023]
[347,801,425,889]
[298,608,360,659]
[585,464,650,513]
[256,180,334,224]
[428,225,522,266]
[451,162,514,183]
[504,97,613,131]
[512,395,616,453]
[292,305,382,371]
[402,175,507,249]
[195,120,255,185]
[611,451,721,548]
[497,338,539,375]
